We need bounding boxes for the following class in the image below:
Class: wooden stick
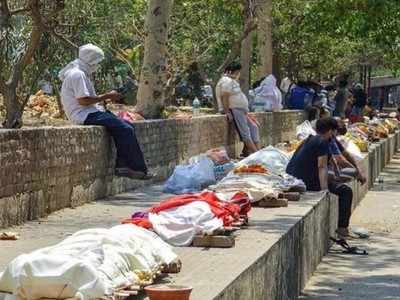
[114,292,130,297]
[123,290,138,295]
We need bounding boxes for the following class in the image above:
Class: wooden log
[288,185,306,193]
[115,292,130,297]
[37,298,80,300]
[279,192,301,202]
[255,198,288,208]
[123,290,138,295]
[212,227,238,236]
[192,235,235,248]
[162,259,182,274]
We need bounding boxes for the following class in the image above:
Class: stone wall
[0,111,304,228]
[213,132,399,300]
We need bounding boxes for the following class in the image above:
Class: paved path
[302,154,400,300]
[0,178,328,300]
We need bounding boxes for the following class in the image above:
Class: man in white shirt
[59,44,152,180]
[216,62,260,156]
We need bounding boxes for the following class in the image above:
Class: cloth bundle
[0,225,177,300]
[224,146,306,193]
[124,191,251,246]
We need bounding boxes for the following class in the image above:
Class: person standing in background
[253,74,283,112]
[334,80,350,118]
[351,83,367,117]
[216,62,261,156]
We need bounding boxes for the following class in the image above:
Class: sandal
[330,237,368,255]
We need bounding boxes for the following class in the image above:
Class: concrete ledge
[181,132,399,300]
[0,132,398,300]
[0,111,305,228]
[173,132,399,300]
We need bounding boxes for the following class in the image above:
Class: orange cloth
[121,218,153,229]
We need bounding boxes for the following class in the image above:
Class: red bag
[117,111,145,123]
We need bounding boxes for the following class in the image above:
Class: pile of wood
[25,90,62,119]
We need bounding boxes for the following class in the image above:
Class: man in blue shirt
[287,118,354,238]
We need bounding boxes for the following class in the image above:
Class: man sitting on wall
[59,43,152,180]
[216,62,261,156]
[286,117,355,238]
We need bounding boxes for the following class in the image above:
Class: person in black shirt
[351,84,367,116]
[287,117,354,238]
[287,118,332,191]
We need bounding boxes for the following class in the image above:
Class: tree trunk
[287,51,296,80]
[240,2,254,96]
[240,33,253,96]
[272,49,282,85]
[256,0,273,79]
[136,0,174,119]
[2,85,23,128]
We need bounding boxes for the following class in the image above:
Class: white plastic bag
[337,136,363,162]
[234,146,290,176]
[296,120,316,140]
[164,157,216,194]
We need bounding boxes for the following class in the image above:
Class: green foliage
[169,0,243,78]
[273,0,400,80]
[3,0,400,99]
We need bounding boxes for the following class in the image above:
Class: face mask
[87,63,101,74]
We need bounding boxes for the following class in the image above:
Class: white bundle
[0,225,177,300]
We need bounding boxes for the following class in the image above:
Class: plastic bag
[296,120,316,140]
[117,111,145,123]
[337,136,363,162]
[234,146,290,176]
[287,86,314,109]
[214,162,236,181]
[164,157,216,194]
[206,147,230,165]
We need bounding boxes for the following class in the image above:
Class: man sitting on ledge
[59,43,152,180]
[286,117,354,239]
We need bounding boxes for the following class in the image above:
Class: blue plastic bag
[287,86,314,109]
[164,157,216,194]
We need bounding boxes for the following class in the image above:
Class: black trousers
[328,182,353,228]
[84,111,148,173]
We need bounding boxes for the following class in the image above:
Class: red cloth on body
[150,191,248,226]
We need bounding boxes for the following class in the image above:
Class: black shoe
[115,167,154,180]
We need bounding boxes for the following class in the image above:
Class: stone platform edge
[0,111,305,228]
[212,131,399,300]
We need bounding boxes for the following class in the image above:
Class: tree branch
[0,0,11,28]
[10,7,29,15]
[34,1,78,52]
[8,0,43,89]
[50,28,78,52]
[0,76,6,94]
[217,21,257,73]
